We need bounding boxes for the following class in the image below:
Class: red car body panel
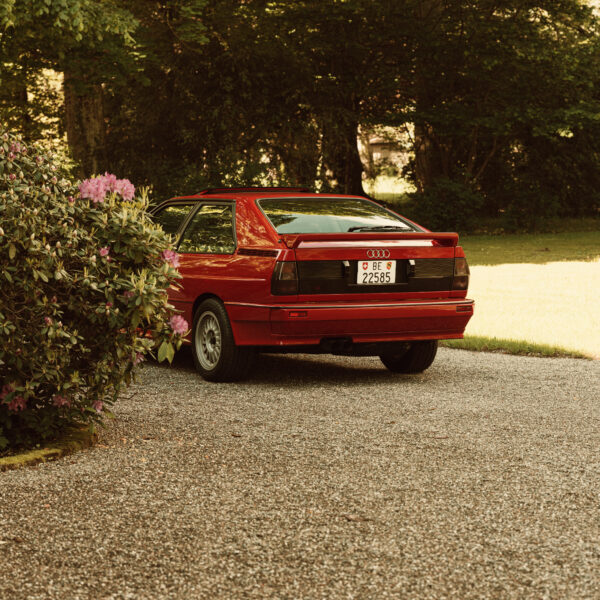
[155,190,474,349]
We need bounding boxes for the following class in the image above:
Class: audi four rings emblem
[367,249,390,259]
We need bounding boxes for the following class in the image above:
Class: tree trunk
[321,114,365,196]
[359,126,377,180]
[414,122,437,192]
[63,70,107,177]
[276,120,321,187]
[413,0,445,192]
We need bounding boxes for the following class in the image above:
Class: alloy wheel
[195,311,222,370]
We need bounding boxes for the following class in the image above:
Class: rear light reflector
[452,257,470,290]
[271,261,298,295]
[289,311,307,318]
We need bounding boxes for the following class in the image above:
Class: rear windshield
[258,197,417,234]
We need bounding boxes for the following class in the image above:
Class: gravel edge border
[0,427,97,472]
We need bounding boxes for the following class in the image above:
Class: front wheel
[191,298,255,382]
[379,340,438,374]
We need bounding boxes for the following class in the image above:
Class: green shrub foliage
[0,127,186,449]
[407,179,486,233]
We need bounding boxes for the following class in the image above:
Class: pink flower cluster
[79,173,136,204]
[79,177,108,203]
[8,396,27,411]
[169,314,189,335]
[1,384,26,412]
[0,383,14,400]
[114,178,135,201]
[99,246,110,257]
[161,249,180,268]
[9,141,25,154]
[53,395,71,408]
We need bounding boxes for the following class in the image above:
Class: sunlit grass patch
[366,176,415,205]
[441,336,589,359]
[465,260,600,359]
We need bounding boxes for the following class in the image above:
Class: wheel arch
[192,293,243,344]
[192,293,224,318]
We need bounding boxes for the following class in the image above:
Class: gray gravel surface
[1,348,599,600]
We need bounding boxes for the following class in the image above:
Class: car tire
[191,298,255,382]
[379,340,438,374]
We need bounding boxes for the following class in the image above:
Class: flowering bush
[0,127,187,449]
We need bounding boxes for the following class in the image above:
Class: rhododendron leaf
[157,341,168,363]
[1,127,185,450]
[166,343,175,364]
[131,311,141,328]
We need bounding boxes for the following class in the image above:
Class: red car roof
[171,188,367,202]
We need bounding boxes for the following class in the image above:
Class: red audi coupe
[151,187,473,381]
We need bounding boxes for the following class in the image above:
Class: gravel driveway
[1,349,598,599]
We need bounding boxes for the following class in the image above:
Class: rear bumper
[226,299,474,346]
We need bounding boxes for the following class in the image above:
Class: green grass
[364,175,415,194]
[0,426,96,471]
[460,230,600,266]
[441,336,589,359]
[465,260,599,359]
[372,192,411,206]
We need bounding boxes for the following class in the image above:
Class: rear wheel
[379,340,438,374]
[192,298,255,382]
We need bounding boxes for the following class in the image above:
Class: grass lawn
[441,336,588,359]
[365,175,415,200]
[460,230,600,266]
[462,260,600,359]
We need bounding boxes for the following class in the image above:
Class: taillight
[271,261,298,295]
[452,257,470,290]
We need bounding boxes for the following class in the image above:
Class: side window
[178,204,236,254]
[153,204,195,236]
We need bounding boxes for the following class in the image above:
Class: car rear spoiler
[280,232,459,249]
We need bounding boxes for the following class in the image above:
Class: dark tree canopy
[2,0,600,227]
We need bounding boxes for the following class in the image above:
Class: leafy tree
[100,0,416,197]
[0,0,138,172]
[403,0,600,224]
[3,0,600,224]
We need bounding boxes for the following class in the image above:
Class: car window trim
[151,200,200,242]
[255,195,423,234]
[176,199,238,255]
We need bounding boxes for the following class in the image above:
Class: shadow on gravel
[249,354,392,385]
[155,346,433,386]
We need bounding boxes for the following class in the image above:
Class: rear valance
[280,232,459,249]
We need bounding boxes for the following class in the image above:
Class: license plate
[357,260,396,284]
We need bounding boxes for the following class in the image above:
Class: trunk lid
[281,232,458,298]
